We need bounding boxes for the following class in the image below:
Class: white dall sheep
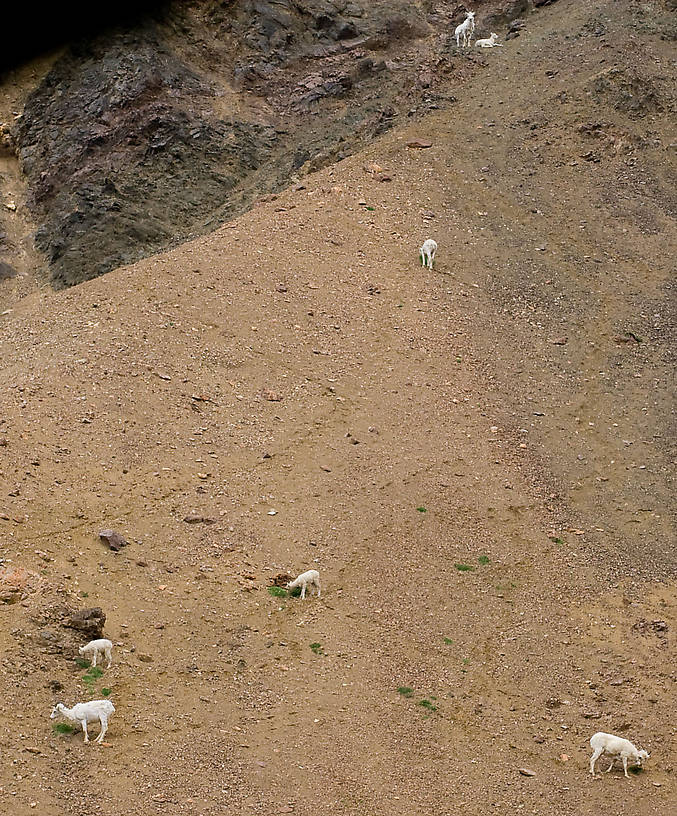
[287,569,321,599]
[420,239,438,269]
[455,11,476,48]
[51,700,115,744]
[475,32,502,48]
[589,732,649,778]
[78,638,113,668]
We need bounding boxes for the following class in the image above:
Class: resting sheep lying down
[589,732,649,778]
[78,638,113,668]
[51,700,115,744]
[475,32,502,48]
[287,569,321,599]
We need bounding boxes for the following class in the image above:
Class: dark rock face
[13,1,521,288]
[18,24,277,288]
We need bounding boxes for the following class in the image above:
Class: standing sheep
[287,569,321,599]
[51,700,115,744]
[78,638,113,668]
[589,732,649,778]
[419,239,438,269]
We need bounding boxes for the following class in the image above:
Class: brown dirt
[0,1,675,815]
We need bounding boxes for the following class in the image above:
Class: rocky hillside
[0,1,675,815]
[1,0,559,289]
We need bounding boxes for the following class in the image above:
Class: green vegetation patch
[396,686,414,697]
[455,563,474,572]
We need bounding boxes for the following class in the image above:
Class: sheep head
[50,704,64,719]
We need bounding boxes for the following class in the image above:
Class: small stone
[65,607,106,639]
[261,389,283,402]
[99,529,128,551]
[518,768,536,777]
[137,653,153,663]
[407,139,433,149]
[183,514,216,524]
[551,337,568,345]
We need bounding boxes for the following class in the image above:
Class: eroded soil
[0,1,675,815]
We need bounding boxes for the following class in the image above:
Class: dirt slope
[0,1,675,815]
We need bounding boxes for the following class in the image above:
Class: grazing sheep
[78,638,113,668]
[51,700,115,744]
[475,32,502,48]
[455,11,476,48]
[589,732,649,778]
[287,569,321,599]
[419,238,438,269]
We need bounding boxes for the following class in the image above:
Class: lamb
[475,32,502,48]
[287,569,321,599]
[78,638,113,668]
[419,239,437,269]
[589,732,650,778]
[51,700,115,744]
[455,11,476,48]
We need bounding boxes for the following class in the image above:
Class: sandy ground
[0,1,675,814]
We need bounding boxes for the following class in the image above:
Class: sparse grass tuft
[309,642,324,655]
[443,637,454,645]
[455,563,474,572]
[549,536,565,545]
[417,699,437,711]
[397,686,414,697]
[101,687,112,697]
[478,555,490,565]
[53,723,74,735]
[416,506,427,513]
[268,585,288,597]
[82,664,105,695]
[75,657,90,669]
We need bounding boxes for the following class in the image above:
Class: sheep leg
[589,747,603,776]
[91,651,97,668]
[622,757,630,778]
[316,580,321,598]
[95,716,108,744]
[300,583,306,600]
[430,251,435,269]
[81,720,90,743]
[605,758,615,773]
[105,648,112,668]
